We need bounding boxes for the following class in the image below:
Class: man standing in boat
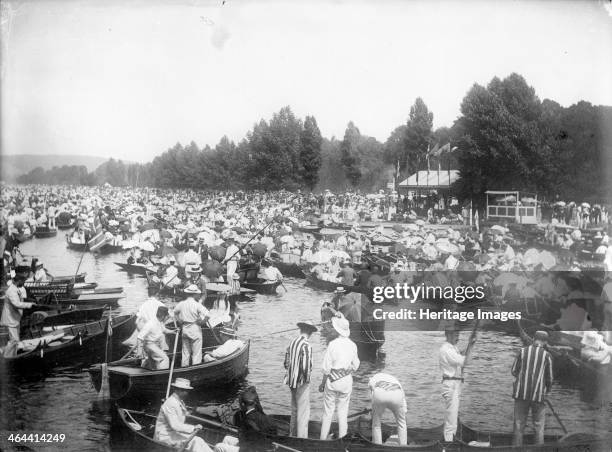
[174,285,210,367]
[319,314,360,440]
[439,323,471,442]
[283,321,317,438]
[224,236,241,281]
[511,330,553,446]
[138,305,173,370]
[1,274,34,357]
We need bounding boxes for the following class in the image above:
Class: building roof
[398,170,460,189]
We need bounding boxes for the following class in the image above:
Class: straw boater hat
[534,331,549,342]
[183,284,202,294]
[232,273,240,280]
[171,378,194,390]
[297,321,318,334]
[186,264,201,273]
[331,315,350,337]
[334,287,346,294]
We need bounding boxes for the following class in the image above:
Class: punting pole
[165,322,181,400]
[544,399,568,434]
[272,443,303,452]
[98,308,113,400]
[461,318,481,376]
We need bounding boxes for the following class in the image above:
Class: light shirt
[138,318,167,343]
[321,336,360,393]
[262,266,283,281]
[1,284,33,328]
[174,297,208,324]
[368,372,404,393]
[137,299,164,325]
[34,268,48,282]
[224,243,240,262]
[154,393,196,446]
[439,342,465,378]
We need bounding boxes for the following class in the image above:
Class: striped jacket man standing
[511,331,553,446]
[284,322,317,438]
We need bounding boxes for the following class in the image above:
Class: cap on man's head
[534,330,549,342]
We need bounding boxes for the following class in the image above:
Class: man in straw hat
[283,321,317,438]
[511,330,553,446]
[138,305,173,370]
[185,263,207,303]
[174,285,210,367]
[154,378,210,452]
[439,323,472,442]
[319,314,360,439]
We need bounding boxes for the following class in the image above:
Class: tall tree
[299,115,323,190]
[403,98,433,174]
[340,121,362,187]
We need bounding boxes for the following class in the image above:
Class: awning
[398,170,460,189]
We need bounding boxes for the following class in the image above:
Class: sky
[2,0,612,162]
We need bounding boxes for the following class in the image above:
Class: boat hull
[90,341,250,399]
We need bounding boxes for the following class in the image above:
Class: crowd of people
[1,184,612,450]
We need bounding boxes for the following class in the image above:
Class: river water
[1,234,611,451]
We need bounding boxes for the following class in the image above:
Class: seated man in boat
[32,261,49,283]
[162,256,181,288]
[137,306,174,370]
[258,260,283,283]
[154,378,211,452]
[581,330,612,364]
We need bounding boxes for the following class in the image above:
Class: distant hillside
[1,154,110,182]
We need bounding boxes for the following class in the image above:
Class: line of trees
[16,73,611,202]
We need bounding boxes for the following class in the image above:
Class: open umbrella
[581,202,590,208]
[554,201,566,207]
[139,241,155,252]
[415,219,425,226]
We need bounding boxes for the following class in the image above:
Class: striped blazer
[283,336,312,389]
[511,344,553,402]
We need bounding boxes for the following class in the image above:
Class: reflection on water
[0,234,610,450]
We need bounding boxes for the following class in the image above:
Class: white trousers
[290,383,310,438]
[226,260,238,281]
[320,387,351,440]
[371,387,407,445]
[142,342,169,370]
[182,324,203,367]
[441,380,461,441]
[213,435,240,452]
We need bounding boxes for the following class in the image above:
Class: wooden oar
[187,413,239,434]
[544,399,568,434]
[165,324,181,400]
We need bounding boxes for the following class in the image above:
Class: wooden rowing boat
[115,262,156,275]
[273,260,308,279]
[190,411,611,452]
[305,276,367,294]
[20,306,107,332]
[517,319,612,402]
[1,314,135,375]
[50,272,87,283]
[241,279,281,295]
[113,408,226,452]
[88,340,250,399]
[34,227,58,238]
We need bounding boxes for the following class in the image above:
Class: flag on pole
[88,215,110,252]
